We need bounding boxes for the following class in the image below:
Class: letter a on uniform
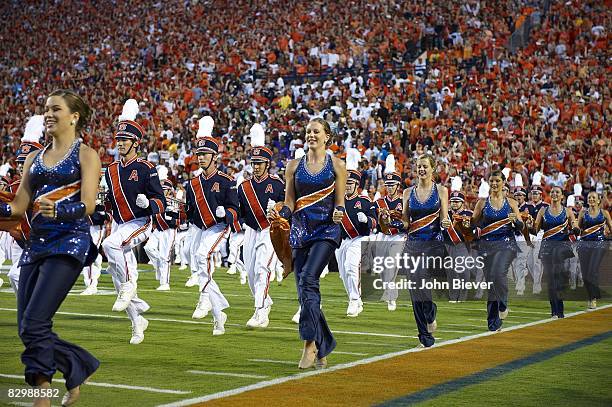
[265,184,274,194]
[129,170,139,182]
[211,182,220,193]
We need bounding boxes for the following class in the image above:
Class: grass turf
[0,264,608,406]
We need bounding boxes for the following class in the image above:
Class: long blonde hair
[417,154,440,183]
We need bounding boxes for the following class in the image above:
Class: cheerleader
[576,191,612,309]
[268,118,345,369]
[0,90,101,406]
[527,186,577,318]
[384,154,451,348]
[471,170,523,331]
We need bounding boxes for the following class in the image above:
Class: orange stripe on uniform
[480,218,511,237]
[409,210,440,235]
[109,164,134,222]
[242,181,269,229]
[295,183,335,212]
[543,220,568,240]
[121,218,151,247]
[192,177,216,228]
[341,214,360,239]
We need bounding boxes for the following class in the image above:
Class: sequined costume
[478,197,518,331]
[290,154,339,358]
[404,184,444,347]
[20,140,95,266]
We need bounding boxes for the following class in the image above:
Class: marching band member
[336,148,375,317]
[237,123,285,328]
[527,185,577,318]
[472,170,523,331]
[568,186,584,289]
[144,177,179,291]
[102,99,166,344]
[576,191,611,309]
[374,154,406,311]
[186,117,241,336]
[80,174,110,295]
[6,115,45,293]
[511,173,534,296]
[527,173,548,294]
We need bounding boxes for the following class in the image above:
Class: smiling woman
[0,89,101,407]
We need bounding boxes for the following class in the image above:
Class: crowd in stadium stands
[0,0,609,207]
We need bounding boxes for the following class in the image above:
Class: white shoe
[246,308,270,328]
[387,300,397,311]
[213,312,227,336]
[346,300,361,317]
[240,273,247,285]
[448,300,458,304]
[358,299,363,313]
[320,267,329,279]
[179,265,188,271]
[112,282,136,312]
[587,300,597,310]
[427,319,437,333]
[185,274,198,287]
[130,316,149,345]
[80,285,98,296]
[292,307,301,324]
[192,295,212,319]
[227,264,237,275]
[156,284,170,291]
[517,289,524,296]
[0,277,4,289]
[499,309,509,320]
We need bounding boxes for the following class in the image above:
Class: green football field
[0,264,609,406]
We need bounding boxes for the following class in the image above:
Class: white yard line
[332,351,369,356]
[0,374,190,395]
[345,341,408,348]
[156,304,612,407]
[187,370,268,379]
[247,359,295,365]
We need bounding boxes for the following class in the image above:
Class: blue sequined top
[289,154,341,249]
[408,184,442,241]
[542,206,568,241]
[480,197,516,242]
[581,209,605,241]
[19,140,93,266]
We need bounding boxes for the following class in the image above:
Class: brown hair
[489,169,506,181]
[417,154,440,183]
[308,118,334,147]
[49,89,92,133]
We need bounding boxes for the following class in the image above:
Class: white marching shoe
[427,319,437,334]
[80,285,98,296]
[156,284,170,291]
[227,264,237,275]
[346,299,362,317]
[387,300,397,311]
[213,312,227,336]
[246,307,270,328]
[185,274,198,287]
[130,316,149,345]
[112,282,137,312]
[499,308,509,320]
[179,264,188,271]
[239,272,247,285]
[192,295,212,319]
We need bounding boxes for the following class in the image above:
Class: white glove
[357,212,368,223]
[215,206,226,218]
[164,215,172,221]
[136,194,149,209]
[266,199,276,211]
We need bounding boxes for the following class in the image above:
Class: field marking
[379,330,612,406]
[346,341,407,348]
[187,370,268,379]
[0,374,190,394]
[0,308,413,339]
[156,304,612,407]
[333,351,369,356]
[247,359,295,365]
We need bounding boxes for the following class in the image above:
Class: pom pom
[346,148,361,171]
[118,99,139,121]
[451,176,462,192]
[384,154,396,174]
[514,173,523,187]
[196,116,214,139]
[478,179,490,198]
[249,123,265,148]
[573,183,582,196]
[566,195,575,207]
[23,115,45,143]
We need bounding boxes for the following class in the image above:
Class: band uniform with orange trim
[237,174,285,231]
[341,193,376,239]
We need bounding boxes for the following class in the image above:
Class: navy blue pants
[293,240,337,359]
[542,257,567,318]
[577,245,605,300]
[406,241,440,347]
[18,255,99,389]
[482,248,515,331]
